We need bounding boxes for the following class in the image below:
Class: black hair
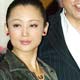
[6,0,47,27]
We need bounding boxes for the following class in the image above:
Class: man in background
[39,0,80,80]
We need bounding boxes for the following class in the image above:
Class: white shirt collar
[60,9,80,68]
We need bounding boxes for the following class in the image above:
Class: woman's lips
[20,40,31,45]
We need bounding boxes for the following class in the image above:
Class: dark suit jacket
[38,9,80,80]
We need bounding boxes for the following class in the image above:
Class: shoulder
[0,59,10,80]
[44,62,58,80]
[0,50,12,80]
[48,9,62,23]
[0,49,10,70]
[47,9,63,35]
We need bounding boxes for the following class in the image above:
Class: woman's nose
[22,27,29,36]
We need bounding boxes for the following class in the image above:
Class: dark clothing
[0,54,4,62]
[46,0,61,16]
[0,49,58,80]
[38,9,80,80]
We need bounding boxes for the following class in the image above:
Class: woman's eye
[13,24,21,27]
[30,24,38,28]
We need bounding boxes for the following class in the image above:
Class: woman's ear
[4,23,9,36]
[42,22,49,36]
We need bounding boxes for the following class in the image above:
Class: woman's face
[6,5,48,53]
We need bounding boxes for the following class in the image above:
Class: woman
[0,0,58,80]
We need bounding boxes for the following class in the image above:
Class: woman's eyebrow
[8,19,22,23]
[8,18,43,23]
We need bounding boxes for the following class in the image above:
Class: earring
[6,32,9,36]
[43,32,47,36]
[44,32,46,34]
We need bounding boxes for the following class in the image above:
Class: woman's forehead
[8,5,44,22]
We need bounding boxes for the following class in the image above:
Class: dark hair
[6,0,47,26]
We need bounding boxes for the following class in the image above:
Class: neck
[12,48,38,70]
[12,48,44,80]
